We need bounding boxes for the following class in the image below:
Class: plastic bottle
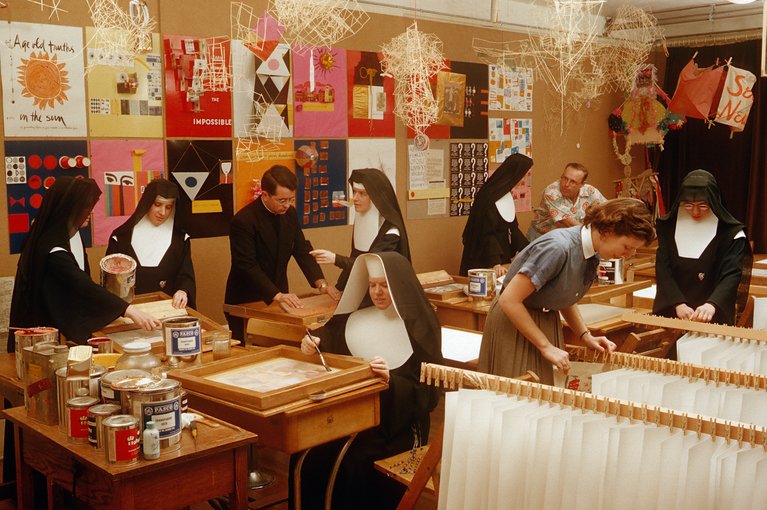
[115,341,162,375]
[142,421,160,460]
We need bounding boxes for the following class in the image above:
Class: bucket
[122,379,182,454]
[103,414,140,465]
[14,327,58,379]
[467,268,497,302]
[67,396,100,443]
[163,316,201,367]
[56,365,108,433]
[101,369,157,408]
[99,253,137,302]
[88,403,121,449]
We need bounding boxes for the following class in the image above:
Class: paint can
[101,369,157,408]
[86,336,113,353]
[66,396,100,443]
[99,253,137,302]
[23,343,68,425]
[56,364,108,433]
[123,378,182,454]
[14,327,58,379]
[163,316,201,367]
[87,403,121,449]
[103,414,140,465]
[598,258,625,286]
[467,268,497,302]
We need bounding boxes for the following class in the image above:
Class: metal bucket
[88,403,121,449]
[101,369,157,408]
[467,268,497,302]
[56,365,108,433]
[99,253,137,302]
[14,327,58,379]
[122,379,182,454]
[163,316,201,367]
[103,414,140,465]
[67,396,100,443]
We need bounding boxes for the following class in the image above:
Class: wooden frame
[170,346,376,415]
[224,293,337,327]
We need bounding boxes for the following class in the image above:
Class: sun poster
[167,140,233,238]
[5,140,91,254]
[0,22,87,137]
[85,29,163,137]
[294,139,347,228]
[346,50,395,138]
[163,35,232,138]
[293,46,347,138]
[90,140,165,246]
[233,140,294,212]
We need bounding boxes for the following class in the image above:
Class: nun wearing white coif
[296,252,442,510]
[310,168,410,291]
[106,179,196,308]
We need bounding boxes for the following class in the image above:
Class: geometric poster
[5,139,91,253]
[163,35,232,138]
[90,139,165,246]
[86,29,163,137]
[233,140,293,213]
[346,50,395,138]
[450,61,489,139]
[250,42,293,138]
[0,22,87,137]
[293,46,347,138]
[294,139,347,229]
[489,65,533,112]
[449,141,489,217]
[167,140,233,238]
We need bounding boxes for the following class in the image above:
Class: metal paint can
[598,258,625,286]
[14,327,58,379]
[103,414,140,465]
[163,316,201,367]
[123,379,182,454]
[87,403,121,448]
[66,396,100,443]
[100,369,156,408]
[467,268,497,302]
[56,364,108,433]
[99,253,137,302]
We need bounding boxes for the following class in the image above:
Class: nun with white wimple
[297,252,442,510]
[311,168,409,290]
[106,179,196,308]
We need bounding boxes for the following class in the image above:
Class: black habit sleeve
[173,235,196,305]
[653,228,688,314]
[707,236,746,315]
[229,215,282,301]
[291,226,324,287]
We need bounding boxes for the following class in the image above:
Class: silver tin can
[101,369,156,408]
[103,414,140,465]
[123,379,182,454]
[14,327,58,379]
[163,316,201,367]
[67,396,100,443]
[99,253,137,302]
[56,365,108,433]
[467,268,497,301]
[87,403,121,448]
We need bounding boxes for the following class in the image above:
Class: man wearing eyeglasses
[527,162,606,241]
[224,165,340,341]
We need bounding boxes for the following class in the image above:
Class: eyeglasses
[560,176,583,187]
[682,202,710,212]
[265,192,295,206]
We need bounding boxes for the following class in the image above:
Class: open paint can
[101,369,157,408]
[56,364,108,433]
[467,268,497,302]
[99,253,137,302]
[122,378,182,454]
[14,327,58,379]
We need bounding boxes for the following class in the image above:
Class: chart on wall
[293,47,347,138]
[449,142,489,217]
[86,29,163,137]
[489,118,533,163]
[167,140,233,238]
[0,22,87,137]
[90,140,165,246]
[233,140,294,212]
[449,61,489,139]
[489,65,533,112]
[347,138,396,224]
[294,139,347,228]
[346,50,395,138]
[163,35,232,138]
[5,140,91,254]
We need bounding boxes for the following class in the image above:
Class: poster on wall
[449,141,488,217]
[347,50,395,138]
[163,35,232,138]
[294,139,347,228]
[407,145,449,200]
[0,22,87,137]
[450,61,489,139]
[90,139,165,246]
[5,140,91,253]
[293,46,347,138]
[347,138,396,224]
[86,29,163,137]
[167,140,233,238]
[489,65,533,112]
[233,140,294,212]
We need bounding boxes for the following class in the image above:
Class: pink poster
[292,47,348,138]
[90,140,165,246]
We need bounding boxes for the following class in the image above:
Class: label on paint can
[104,415,140,464]
[113,428,140,461]
[141,397,181,439]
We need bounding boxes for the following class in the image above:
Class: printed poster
[86,29,163,137]
[293,46,347,138]
[407,145,449,200]
[347,138,397,224]
[5,140,91,254]
[294,139,347,228]
[449,142,489,217]
[90,140,165,246]
[489,65,533,112]
[234,140,294,212]
[347,50,395,137]
[0,22,87,137]
[164,35,232,138]
[167,140,233,238]
[450,61,489,139]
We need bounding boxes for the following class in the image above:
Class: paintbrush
[305,328,331,372]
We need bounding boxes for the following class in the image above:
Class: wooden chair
[618,327,676,358]
[736,295,754,328]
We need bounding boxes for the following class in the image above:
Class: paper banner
[347,50,395,138]
[234,140,294,212]
[347,138,397,224]
[449,142,488,217]
[450,61,489,139]
[294,139,347,228]
[489,65,533,112]
[292,46,348,138]
[715,65,756,132]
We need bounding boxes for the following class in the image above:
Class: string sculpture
[267,0,369,53]
[381,22,446,150]
[231,2,268,49]
[86,0,155,67]
[27,0,68,20]
[235,92,281,163]
[199,37,230,93]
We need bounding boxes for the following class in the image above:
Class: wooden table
[579,280,652,307]
[6,406,256,510]
[561,303,651,349]
[0,353,23,408]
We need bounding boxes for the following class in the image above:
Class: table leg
[292,448,311,510]
[13,423,33,510]
[230,445,249,510]
[324,433,358,510]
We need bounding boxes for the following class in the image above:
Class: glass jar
[114,341,162,375]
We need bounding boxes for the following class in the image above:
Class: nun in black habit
[8,176,160,350]
[311,168,410,290]
[106,179,196,308]
[654,169,751,326]
[459,153,532,276]
[296,252,442,510]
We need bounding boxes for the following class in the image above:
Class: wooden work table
[5,406,256,509]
